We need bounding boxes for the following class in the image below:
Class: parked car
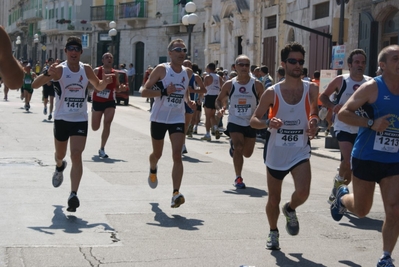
[115,70,129,105]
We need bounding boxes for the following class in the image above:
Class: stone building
[2,0,398,89]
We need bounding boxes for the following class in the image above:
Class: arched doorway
[382,9,399,47]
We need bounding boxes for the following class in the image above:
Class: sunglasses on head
[170,47,187,53]
[236,62,250,67]
[66,45,82,52]
[284,58,305,65]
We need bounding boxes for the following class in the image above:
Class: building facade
[2,0,398,90]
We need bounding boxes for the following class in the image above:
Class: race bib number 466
[275,129,304,147]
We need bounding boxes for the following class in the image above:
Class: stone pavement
[127,93,341,162]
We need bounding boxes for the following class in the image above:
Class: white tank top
[334,74,370,134]
[205,73,221,96]
[54,62,89,122]
[150,63,190,124]
[227,77,258,127]
[265,82,311,170]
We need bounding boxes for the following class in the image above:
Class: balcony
[90,5,118,28]
[23,6,42,22]
[6,21,19,34]
[119,1,148,20]
[57,20,93,33]
[40,18,58,34]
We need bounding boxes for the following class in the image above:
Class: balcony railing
[119,1,148,19]
[159,11,183,26]
[57,20,93,32]
[23,7,43,21]
[90,5,118,22]
[40,18,58,33]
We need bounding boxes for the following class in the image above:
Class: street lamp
[108,21,117,56]
[182,2,198,60]
[16,36,21,60]
[33,33,39,65]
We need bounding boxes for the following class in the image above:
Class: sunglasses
[284,58,305,65]
[170,47,187,53]
[236,62,250,67]
[66,45,82,52]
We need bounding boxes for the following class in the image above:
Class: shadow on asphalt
[28,205,114,234]
[89,155,127,163]
[223,187,267,198]
[270,251,327,266]
[338,260,362,267]
[147,203,204,231]
[182,155,212,163]
[339,213,383,232]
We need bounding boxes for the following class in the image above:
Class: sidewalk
[127,92,341,161]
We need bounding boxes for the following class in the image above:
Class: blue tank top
[352,76,399,162]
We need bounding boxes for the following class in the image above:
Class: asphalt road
[0,87,394,267]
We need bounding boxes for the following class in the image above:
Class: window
[314,2,329,20]
[264,15,277,30]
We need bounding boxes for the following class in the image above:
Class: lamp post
[16,36,21,60]
[33,33,39,65]
[108,21,117,56]
[182,2,198,60]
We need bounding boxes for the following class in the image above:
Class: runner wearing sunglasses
[250,42,319,250]
[141,39,195,208]
[32,36,113,212]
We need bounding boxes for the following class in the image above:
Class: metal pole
[338,0,345,75]
[187,24,193,60]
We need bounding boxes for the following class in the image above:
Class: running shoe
[171,191,185,208]
[193,125,198,134]
[52,160,67,188]
[182,144,188,154]
[328,174,345,204]
[229,139,234,158]
[48,114,52,120]
[215,129,221,140]
[282,202,299,235]
[24,104,29,111]
[234,176,246,189]
[266,231,280,250]
[98,149,109,158]
[148,167,158,189]
[67,192,80,212]
[43,107,47,115]
[377,255,395,267]
[201,134,211,141]
[330,185,349,221]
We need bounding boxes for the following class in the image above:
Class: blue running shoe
[330,185,349,221]
[234,177,246,189]
[377,255,395,267]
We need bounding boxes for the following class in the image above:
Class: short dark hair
[347,49,366,64]
[206,63,216,71]
[313,70,320,79]
[250,65,258,72]
[260,65,269,74]
[302,67,308,76]
[281,42,305,62]
[277,66,285,76]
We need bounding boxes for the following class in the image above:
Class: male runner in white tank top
[32,36,113,212]
[320,49,372,203]
[141,39,195,208]
[250,42,319,250]
[216,55,264,189]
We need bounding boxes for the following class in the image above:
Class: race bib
[234,104,252,116]
[97,89,111,99]
[275,128,304,147]
[373,131,399,153]
[62,97,85,113]
[163,93,184,108]
[24,78,32,84]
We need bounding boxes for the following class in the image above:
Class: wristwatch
[367,119,374,128]
[43,69,51,77]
